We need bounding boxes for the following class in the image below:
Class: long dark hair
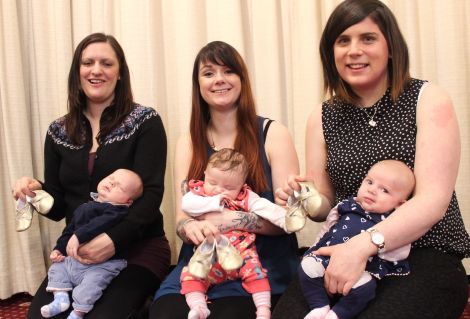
[319,0,411,104]
[188,41,267,193]
[65,33,134,145]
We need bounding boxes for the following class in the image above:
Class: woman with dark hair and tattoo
[150,41,300,318]
[12,33,170,318]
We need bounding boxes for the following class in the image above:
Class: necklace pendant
[368,119,377,127]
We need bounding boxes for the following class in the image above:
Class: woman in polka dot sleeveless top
[273,1,470,318]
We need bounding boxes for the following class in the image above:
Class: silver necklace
[362,106,378,127]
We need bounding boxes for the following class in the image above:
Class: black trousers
[27,264,160,319]
[149,294,280,318]
[272,248,468,319]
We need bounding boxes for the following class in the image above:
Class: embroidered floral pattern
[47,105,157,150]
[102,105,157,145]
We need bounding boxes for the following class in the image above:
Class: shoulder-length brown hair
[188,41,267,193]
[65,33,134,145]
[319,0,411,104]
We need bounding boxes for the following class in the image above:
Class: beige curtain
[1,0,469,299]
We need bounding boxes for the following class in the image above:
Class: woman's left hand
[76,233,115,264]
[314,236,370,296]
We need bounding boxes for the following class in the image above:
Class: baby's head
[203,148,249,200]
[356,160,415,213]
[96,169,143,205]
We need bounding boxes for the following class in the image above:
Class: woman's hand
[182,218,220,245]
[12,177,42,201]
[314,234,373,296]
[275,174,306,206]
[76,233,115,264]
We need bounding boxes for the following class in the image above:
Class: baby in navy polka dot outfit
[299,160,415,319]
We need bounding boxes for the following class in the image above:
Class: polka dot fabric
[322,78,470,257]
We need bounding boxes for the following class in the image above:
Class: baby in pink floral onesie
[180,148,291,319]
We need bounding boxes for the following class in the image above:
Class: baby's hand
[66,234,80,258]
[50,250,65,263]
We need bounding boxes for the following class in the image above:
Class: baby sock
[324,310,339,319]
[40,291,70,318]
[253,291,271,319]
[186,291,210,319]
[304,305,330,319]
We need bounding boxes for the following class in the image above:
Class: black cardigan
[42,104,167,253]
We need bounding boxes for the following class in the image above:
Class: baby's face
[203,165,245,200]
[97,169,138,204]
[356,165,408,213]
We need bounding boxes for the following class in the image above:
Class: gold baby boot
[285,182,322,232]
[285,200,307,233]
[15,198,34,232]
[188,238,216,279]
[297,182,322,219]
[28,190,54,215]
[216,235,243,272]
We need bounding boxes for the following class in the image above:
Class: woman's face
[333,17,390,95]
[79,42,120,108]
[198,61,241,110]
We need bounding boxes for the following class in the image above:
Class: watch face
[371,232,385,245]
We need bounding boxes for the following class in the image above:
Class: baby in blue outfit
[41,169,143,319]
[299,160,415,319]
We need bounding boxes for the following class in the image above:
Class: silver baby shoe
[285,182,322,232]
[15,198,34,232]
[297,182,321,218]
[216,235,243,272]
[188,238,216,279]
[285,200,307,233]
[28,190,54,215]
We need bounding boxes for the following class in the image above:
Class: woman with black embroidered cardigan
[12,33,170,319]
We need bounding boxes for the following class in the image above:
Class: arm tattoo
[176,217,194,243]
[181,179,189,195]
[176,218,187,241]
[178,180,191,242]
[219,211,262,232]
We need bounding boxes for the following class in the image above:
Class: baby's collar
[90,192,100,202]
[89,192,130,207]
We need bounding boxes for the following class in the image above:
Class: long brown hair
[188,41,267,193]
[65,33,134,145]
[319,0,411,104]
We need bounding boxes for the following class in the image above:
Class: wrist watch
[366,228,385,254]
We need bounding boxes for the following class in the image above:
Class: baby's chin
[356,201,376,213]
[361,204,391,214]
[96,194,107,202]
